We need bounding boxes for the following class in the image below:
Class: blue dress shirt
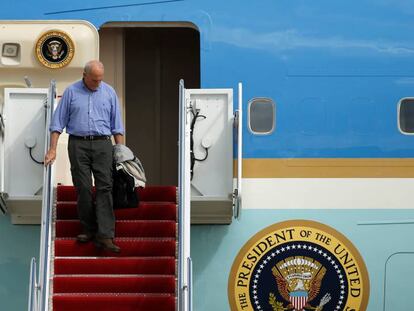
[49,80,124,136]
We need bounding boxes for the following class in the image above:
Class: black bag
[113,166,139,209]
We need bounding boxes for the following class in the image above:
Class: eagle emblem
[35,30,74,69]
[46,40,64,60]
[269,256,331,311]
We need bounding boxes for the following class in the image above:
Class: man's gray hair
[84,60,104,74]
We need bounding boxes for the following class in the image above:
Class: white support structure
[184,84,243,223]
[3,88,49,223]
[185,88,234,224]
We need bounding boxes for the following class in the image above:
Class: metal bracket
[0,114,4,132]
[0,192,8,214]
[232,189,241,219]
[233,110,239,129]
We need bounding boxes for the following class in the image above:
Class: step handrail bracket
[178,79,192,311]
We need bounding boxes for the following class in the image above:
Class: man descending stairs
[52,185,177,311]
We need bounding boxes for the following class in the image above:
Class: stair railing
[28,80,56,311]
[178,79,192,311]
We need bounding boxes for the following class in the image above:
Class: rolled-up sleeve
[110,92,125,135]
[49,89,70,133]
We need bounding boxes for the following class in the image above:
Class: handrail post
[178,79,192,311]
[37,80,56,311]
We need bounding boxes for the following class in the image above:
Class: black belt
[70,135,110,141]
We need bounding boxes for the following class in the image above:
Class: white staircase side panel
[186,89,233,200]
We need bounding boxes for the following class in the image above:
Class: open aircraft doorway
[99,22,200,186]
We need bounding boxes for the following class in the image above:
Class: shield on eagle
[289,290,308,310]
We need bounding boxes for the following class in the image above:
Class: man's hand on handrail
[44,148,56,166]
[44,131,60,166]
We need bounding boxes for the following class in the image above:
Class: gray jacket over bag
[113,144,146,188]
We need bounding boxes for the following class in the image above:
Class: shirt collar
[82,79,101,92]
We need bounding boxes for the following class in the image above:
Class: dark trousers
[68,136,114,238]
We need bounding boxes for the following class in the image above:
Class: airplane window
[248,98,275,135]
[399,98,414,134]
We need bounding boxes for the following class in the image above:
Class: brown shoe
[76,233,94,243]
[95,238,121,253]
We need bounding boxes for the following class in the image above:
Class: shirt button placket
[88,94,92,136]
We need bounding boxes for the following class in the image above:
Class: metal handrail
[36,80,56,311]
[28,258,38,311]
[27,81,55,311]
[234,82,243,219]
[178,79,192,311]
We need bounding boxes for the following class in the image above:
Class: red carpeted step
[56,202,177,221]
[54,257,176,275]
[53,185,178,310]
[138,186,177,203]
[53,293,175,311]
[54,275,176,294]
[57,185,177,203]
[55,238,176,257]
[56,220,176,238]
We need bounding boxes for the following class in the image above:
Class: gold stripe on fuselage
[237,158,414,178]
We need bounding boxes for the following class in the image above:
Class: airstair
[27,80,193,311]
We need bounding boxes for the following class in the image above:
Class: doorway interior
[99,23,200,186]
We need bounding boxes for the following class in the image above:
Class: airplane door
[184,84,243,224]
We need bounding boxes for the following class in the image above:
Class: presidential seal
[35,30,74,69]
[228,220,369,311]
